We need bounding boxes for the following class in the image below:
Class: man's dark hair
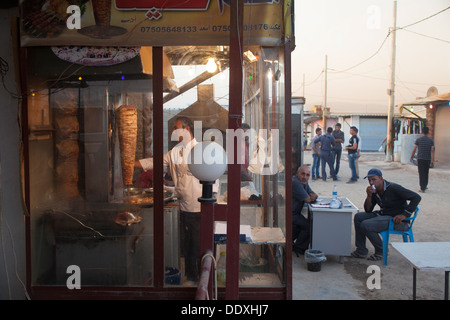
[350,126,358,133]
[316,127,322,133]
[327,127,333,133]
[423,126,429,134]
[175,116,194,133]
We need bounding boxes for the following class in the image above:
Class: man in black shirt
[410,126,435,193]
[351,168,421,261]
[345,126,359,183]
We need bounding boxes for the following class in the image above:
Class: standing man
[345,126,359,183]
[355,133,362,179]
[136,116,203,283]
[317,127,338,181]
[352,168,421,261]
[410,126,435,193]
[292,165,318,256]
[311,127,322,180]
[331,123,344,177]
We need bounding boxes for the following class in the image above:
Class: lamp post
[188,141,227,298]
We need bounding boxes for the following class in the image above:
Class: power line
[330,5,450,74]
[304,70,323,86]
[401,28,450,44]
[294,70,323,94]
[331,32,391,73]
[396,6,450,30]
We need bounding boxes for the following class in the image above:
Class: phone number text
[140,24,280,33]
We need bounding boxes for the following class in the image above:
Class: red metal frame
[225,0,244,300]
[153,46,165,289]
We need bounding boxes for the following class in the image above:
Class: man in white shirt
[136,116,203,282]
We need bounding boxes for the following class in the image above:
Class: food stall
[19,0,295,299]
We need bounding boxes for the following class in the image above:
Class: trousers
[354,211,409,255]
[320,150,336,181]
[312,153,320,178]
[331,149,342,176]
[180,211,201,281]
[348,153,358,181]
[292,213,310,254]
[417,159,431,191]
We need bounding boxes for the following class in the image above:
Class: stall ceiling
[28,47,148,82]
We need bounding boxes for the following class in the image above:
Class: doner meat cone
[117,105,137,186]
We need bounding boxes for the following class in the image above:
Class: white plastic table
[391,242,450,300]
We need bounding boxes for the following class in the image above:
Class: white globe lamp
[188,141,227,203]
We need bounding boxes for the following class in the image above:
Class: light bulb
[206,58,217,73]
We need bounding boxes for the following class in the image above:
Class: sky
[292,0,450,114]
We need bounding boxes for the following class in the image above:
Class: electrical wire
[332,32,391,73]
[0,56,21,100]
[396,6,450,30]
[330,6,450,74]
[400,28,450,44]
[3,213,31,300]
[304,70,324,86]
[0,157,30,300]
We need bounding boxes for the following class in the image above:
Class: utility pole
[302,73,305,97]
[323,55,328,128]
[386,1,397,161]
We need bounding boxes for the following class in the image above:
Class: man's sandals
[351,250,383,261]
[367,253,383,261]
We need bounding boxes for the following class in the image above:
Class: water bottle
[330,185,340,209]
[332,185,338,199]
[217,251,226,285]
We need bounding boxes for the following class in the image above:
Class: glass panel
[239,46,286,287]
[27,47,155,286]
[161,46,230,286]
[214,46,286,288]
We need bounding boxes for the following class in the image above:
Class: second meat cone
[117,105,137,186]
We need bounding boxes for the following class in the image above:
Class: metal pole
[323,55,328,127]
[226,0,243,300]
[386,1,397,161]
[445,271,449,300]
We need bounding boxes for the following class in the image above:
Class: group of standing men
[310,123,361,184]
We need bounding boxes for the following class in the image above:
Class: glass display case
[26,43,287,293]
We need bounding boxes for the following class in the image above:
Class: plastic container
[332,185,338,199]
[240,257,268,273]
[305,249,327,272]
[330,185,342,209]
[164,267,181,285]
[217,251,226,285]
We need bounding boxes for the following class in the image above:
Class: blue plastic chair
[380,206,420,266]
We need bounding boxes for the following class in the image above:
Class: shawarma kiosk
[19,0,295,299]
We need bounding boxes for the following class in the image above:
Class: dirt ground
[292,150,450,300]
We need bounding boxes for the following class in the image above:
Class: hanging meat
[117,105,137,186]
